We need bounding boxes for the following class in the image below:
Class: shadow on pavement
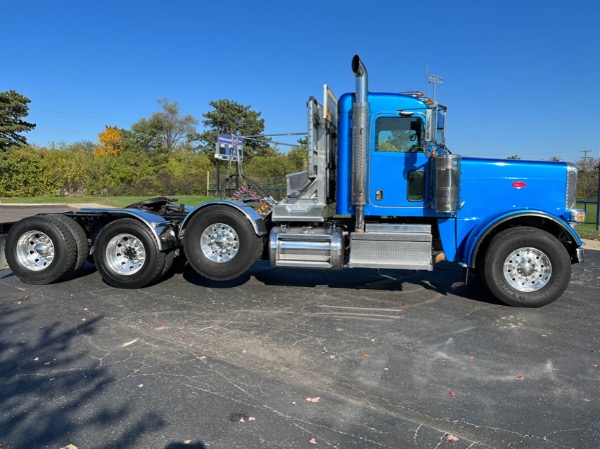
[0,303,168,449]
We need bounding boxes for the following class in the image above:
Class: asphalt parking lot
[1,209,599,449]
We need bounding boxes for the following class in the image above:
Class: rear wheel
[49,214,90,274]
[482,227,571,307]
[183,206,261,280]
[94,218,166,288]
[5,215,77,284]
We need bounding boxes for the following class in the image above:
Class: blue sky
[2,0,598,162]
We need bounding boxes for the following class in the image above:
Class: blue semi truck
[2,55,586,307]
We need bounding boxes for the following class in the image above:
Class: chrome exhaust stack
[351,55,369,232]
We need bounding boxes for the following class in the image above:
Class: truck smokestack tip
[352,55,362,76]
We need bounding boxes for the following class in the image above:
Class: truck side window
[375,117,422,152]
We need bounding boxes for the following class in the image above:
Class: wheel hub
[201,223,239,263]
[106,233,146,275]
[503,247,552,292]
[17,230,55,271]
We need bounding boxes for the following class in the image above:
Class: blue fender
[463,209,583,268]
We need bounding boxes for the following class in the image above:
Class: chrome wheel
[105,233,146,275]
[503,247,552,292]
[200,223,239,263]
[16,230,54,271]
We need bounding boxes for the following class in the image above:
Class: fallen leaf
[239,417,245,423]
[370,338,377,343]
[329,355,336,360]
[34,357,39,361]
[306,397,321,403]
[362,353,369,358]
[248,417,256,422]
[592,364,598,368]
[138,384,144,388]
[183,441,192,445]
[309,438,317,445]
[241,349,248,354]
[592,349,598,353]
[83,308,88,311]
[292,401,297,405]
[159,320,165,326]
[467,356,475,360]
[384,368,389,371]
[449,391,456,397]
[517,375,525,381]
[447,434,459,442]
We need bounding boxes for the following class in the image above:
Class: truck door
[367,113,430,214]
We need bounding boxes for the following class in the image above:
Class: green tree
[507,155,521,160]
[130,98,198,155]
[0,90,36,151]
[198,99,273,160]
[576,157,599,199]
[286,138,308,172]
[0,146,44,196]
[41,142,93,195]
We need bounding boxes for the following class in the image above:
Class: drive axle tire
[49,214,90,274]
[5,215,78,285]
[93,218,166,289]
[183,206,261,281]
[482,227,571,307]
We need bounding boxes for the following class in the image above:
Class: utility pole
[581,149,591,164]
[597,160,600,232]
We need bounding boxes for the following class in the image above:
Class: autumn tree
[198,99,273,160]
[0,90,36,151]
[94,126,123,157]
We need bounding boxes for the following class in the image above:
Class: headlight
[565,209,586,224]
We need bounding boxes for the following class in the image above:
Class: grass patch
[0,195,214,209]
[575,224,600,241]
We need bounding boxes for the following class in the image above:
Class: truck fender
[78,208,178,251]
[180,200,267,237]
[464,209,583,268]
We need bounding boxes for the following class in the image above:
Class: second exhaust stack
[351,55,369,232]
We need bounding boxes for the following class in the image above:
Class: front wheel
[183,206,262,280]
[482,227,571,307]
[93,218,166,289]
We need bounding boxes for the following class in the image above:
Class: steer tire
[482,227,571,307]
[94,218,166,289]
[5,215,78,285]
[183,206,261,281]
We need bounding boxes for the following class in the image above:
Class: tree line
[1,90,598,199]
[0,92,306,197]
